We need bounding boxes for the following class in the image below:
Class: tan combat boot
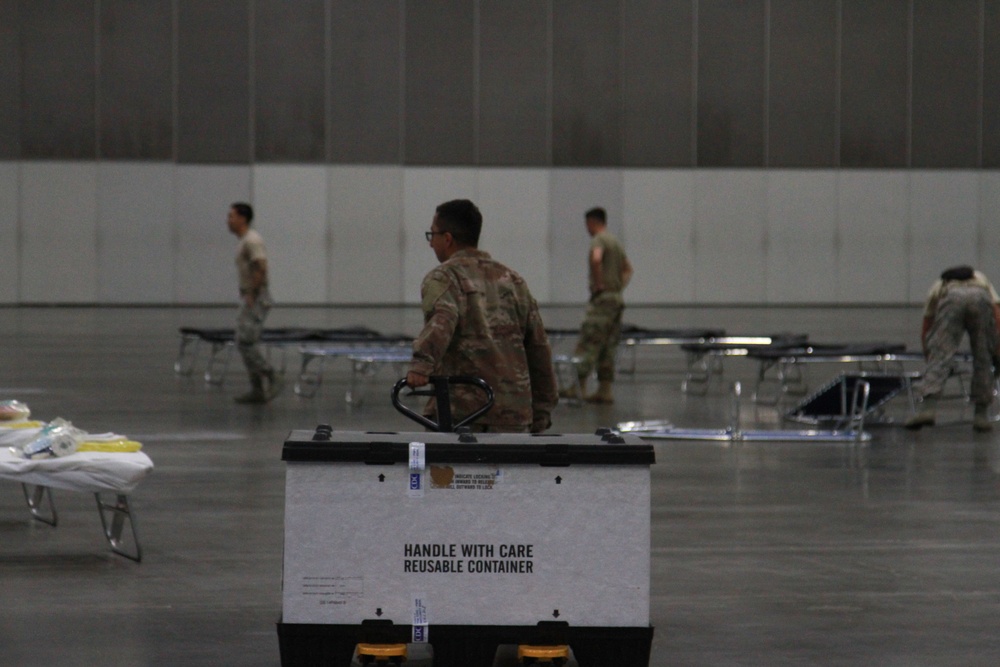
[973,405,993,432]
[586,381,615,405]
[235,378,268,404]
[265,370,285,401]
[559,377,587,401]
[904,396,937,430]
[234,387,268,404]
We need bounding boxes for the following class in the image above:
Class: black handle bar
[391,376,495,432]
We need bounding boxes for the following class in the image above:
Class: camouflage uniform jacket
[410,248,558,431]
[589,230,628,299]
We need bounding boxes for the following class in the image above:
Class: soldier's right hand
[406,371,429,388]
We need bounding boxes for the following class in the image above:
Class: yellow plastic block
[356,643,408,660]
[76,440,144,453]
[518,644,570,660]
[0,420,45,429]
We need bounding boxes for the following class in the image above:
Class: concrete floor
[1,305,998,666]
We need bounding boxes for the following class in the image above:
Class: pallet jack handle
[391,376,495,432]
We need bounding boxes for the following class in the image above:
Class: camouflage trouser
[917,285,1000,407]
[236,288,274,386]
[574,292,624,383]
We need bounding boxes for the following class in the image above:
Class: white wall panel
[693,171,767,303]
[0,163,18,303]
[402,169,478,304]
[549,170,624,303]
[766,171,838,303]
[174,166,251,303]
[253,166,327,304]
[623,170,695,304]
[20,163,98,302]
[979,173,1000,286]
[328,166,404,304]
[475,169,551,302]
[836,172,909,303]
[97,163,175,303]
[908,171,979,302]
[4,163,990,306]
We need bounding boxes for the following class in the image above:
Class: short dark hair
[231,202,254,224]
[585,207,607,223]
[941,265,975,282]
[435,199,482,247]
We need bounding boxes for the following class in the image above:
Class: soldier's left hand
[530,414,552,433]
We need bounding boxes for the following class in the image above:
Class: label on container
[408,442,425,498]
[412,593,429,643]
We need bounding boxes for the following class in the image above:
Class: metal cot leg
[617,342,637,375]
[552,355,584,406]
[778,359,806,396]
[263,344,289,377]
[347,359,371,406]
[294,352,325,397]
[204,341,234,386]
[22,483,58,526]
[752,359,782,405]
[174,333,201,376]
[95,492,142,562]
[682,352,711,395]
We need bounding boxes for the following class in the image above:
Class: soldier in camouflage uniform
[906,266,1000,432]
[228,203,283,404]
[563,207,633,405]
[406,199,558,433]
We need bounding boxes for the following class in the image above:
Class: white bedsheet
[0,448,153,494]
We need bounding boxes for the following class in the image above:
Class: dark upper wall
[2,0,998,167]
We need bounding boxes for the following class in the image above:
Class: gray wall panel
[911,0,980,167]
[987,0,1000,167]
[4,0,998,171]
[0,163,17,301]
[549,170,624,302]
[768,0,837,167]
[697,0,765,166]
[479,0,550,166]
[177,0,250,163]
[255,0,325,162]
[99,0,173,160]
[552,0,622,166]
[0,1,19,158]
[404,1,475,165]
[20,0,96,159]
[329,1,402,164]
[840,0,909,167]
[622,0,694,167]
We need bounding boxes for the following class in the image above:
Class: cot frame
[18,483,142,561]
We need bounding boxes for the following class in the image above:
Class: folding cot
[548,326,727,401]
[782,352,1000,426]
[785,372,916,426]
[174,326,410,388]
[747,342,908,404]
[0,440,152,561]
[294,345,413,404]
[680,334,810,394]
[292,329,414,401]
[617,326,728,373]
[618,380,873,443]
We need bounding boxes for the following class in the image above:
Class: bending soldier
[906,265,1000,432]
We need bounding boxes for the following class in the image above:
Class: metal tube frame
[22,483,58,526]
[95,492,142,562]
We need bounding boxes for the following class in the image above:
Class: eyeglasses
[425,230,447,242]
